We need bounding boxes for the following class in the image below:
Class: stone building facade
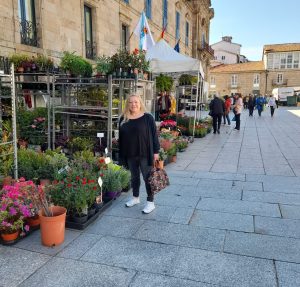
[209,43,300,98]
[0,0,214,78]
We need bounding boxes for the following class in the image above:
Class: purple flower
[24,225,30,232]
[0,204,7,211]
[9,207,17,216]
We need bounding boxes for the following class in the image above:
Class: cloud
[241,46,263,61]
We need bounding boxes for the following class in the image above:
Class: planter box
[65,200,113,230]
[0,227,39,246]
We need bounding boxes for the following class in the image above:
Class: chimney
[222,36,232,43]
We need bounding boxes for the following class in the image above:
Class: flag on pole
[174,38,180,52]
[133,11,155,50]
[157,23,167,41]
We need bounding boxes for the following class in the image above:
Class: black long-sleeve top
[119,113,160,167]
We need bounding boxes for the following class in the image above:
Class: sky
[210,0,299,61]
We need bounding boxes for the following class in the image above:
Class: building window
[123,0,129,3]
[185,21,189,47]
[280,53,287,69]
[253,74,260,86]
[294,52,299,68]
[162,0,168,29]
[231,74,237,86]
[121,24,129,51]
[18,0,37,47]
[221,55,226,60]
[84,5,95,59]
[145,0,152,19]
[277,73,283,84]
[175,11,180,40]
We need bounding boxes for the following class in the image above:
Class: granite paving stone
[232,180,263,191]
[154,193,200,208]
[224,231,300,263]
[130,272,214,287]
[81,236,179,274]
[170,246,277,286]
[14,229,81,256]
[190,210,254,232]
[84,215,145,237]
[280,204,300,219]
[196,198,281,217]
[193,171,245,181]
[168,207,194,224]
[243,190,300,205]
[275,261,300,287]
[133,220,225,251]
[254,216,300,238]
[0,246,50,287]
[18,257,136,287]
[56,233,102,259]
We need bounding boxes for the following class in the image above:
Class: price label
[98,177,103,187]
[105,157,111,164]
[105,148,108,154]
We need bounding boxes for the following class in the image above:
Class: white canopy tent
[146,39,205,138]
[146,39,204,77]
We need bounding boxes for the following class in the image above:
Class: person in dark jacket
[248,95,255,116]
[209,95,225,134]
[119,95,160,214]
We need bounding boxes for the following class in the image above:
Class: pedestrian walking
[248,95,255,116]
[268,94,277,117]
[223,95,231,125]
[234,94,243,130]
[256,94,266,117]
[119,95,160,214]
[209,95,225,134]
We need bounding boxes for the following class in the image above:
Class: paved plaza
[1,107,300,287]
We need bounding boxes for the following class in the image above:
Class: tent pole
[192,71,200,139]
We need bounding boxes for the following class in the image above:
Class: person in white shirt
[268,94,277,117]
[234,94,243,130]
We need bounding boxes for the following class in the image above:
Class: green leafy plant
[96,55,111,75]
[118,167,131,189]
[67,137,94,153]
[102,167,122,193]
[179,74,197,86]
[35,54,54,71]
[9,53,29,69]
[156,74,173,92]
[158,148,168,161]
[60,51,92,77]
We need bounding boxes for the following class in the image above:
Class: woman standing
[234,94,243,130]
[223,95,231,125]
[119,95,160,214]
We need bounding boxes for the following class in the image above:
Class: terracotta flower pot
[1,230,19,242]
[39,206,66,247]
[171,155,177,163]
[158,160,164,169]
[27,214,40,228]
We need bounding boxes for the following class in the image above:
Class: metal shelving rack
[0,64,18,179]
[52,75,155,152]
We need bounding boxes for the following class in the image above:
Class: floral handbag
[148,161,170,194]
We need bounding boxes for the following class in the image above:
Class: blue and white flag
[133,11,155,50]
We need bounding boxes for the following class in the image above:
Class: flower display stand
[65,200,113,230]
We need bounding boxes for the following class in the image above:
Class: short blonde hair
[122,95,146,121]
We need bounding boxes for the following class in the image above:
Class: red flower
[76,176,80,180]
[67,183,72,187]
[93,186,97,190]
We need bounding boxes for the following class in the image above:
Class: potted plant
[0,184,31,242]
[175,137,188,152]
[156,74,174,93]
[9,53,29,72]
[102,167,122,201]
[119,166,131,192]
[36,54,54,72]
[158,148,168,169]
[96,55,111,76]
[67,137,94,153]
[60,51,92,77]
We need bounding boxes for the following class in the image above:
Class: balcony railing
[85,41,97,60]
[272,79,288,86]
[19,20,38,47]
[198,42,214,56]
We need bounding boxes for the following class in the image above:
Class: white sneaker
[142,201,155,214]
[125,197,140,207]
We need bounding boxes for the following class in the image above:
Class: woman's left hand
[154,153,159,161]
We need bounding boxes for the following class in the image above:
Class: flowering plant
[0,183,31,234]
[158,148,168,161]
[160,119,177,131]
[175,138,188,152]
[50,166,99,215]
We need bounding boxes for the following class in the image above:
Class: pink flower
[19,177,26,182]
[31,125,36,128]
[24,225,30,232]
[9,207,17,215]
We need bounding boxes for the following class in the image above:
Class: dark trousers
[258,109,262,116]
[270,106,275,117]
[223,113,230,125]
[235,113,241,130]
[213,114,222,132]
[249,106,254,116]
[127,157,153,202]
